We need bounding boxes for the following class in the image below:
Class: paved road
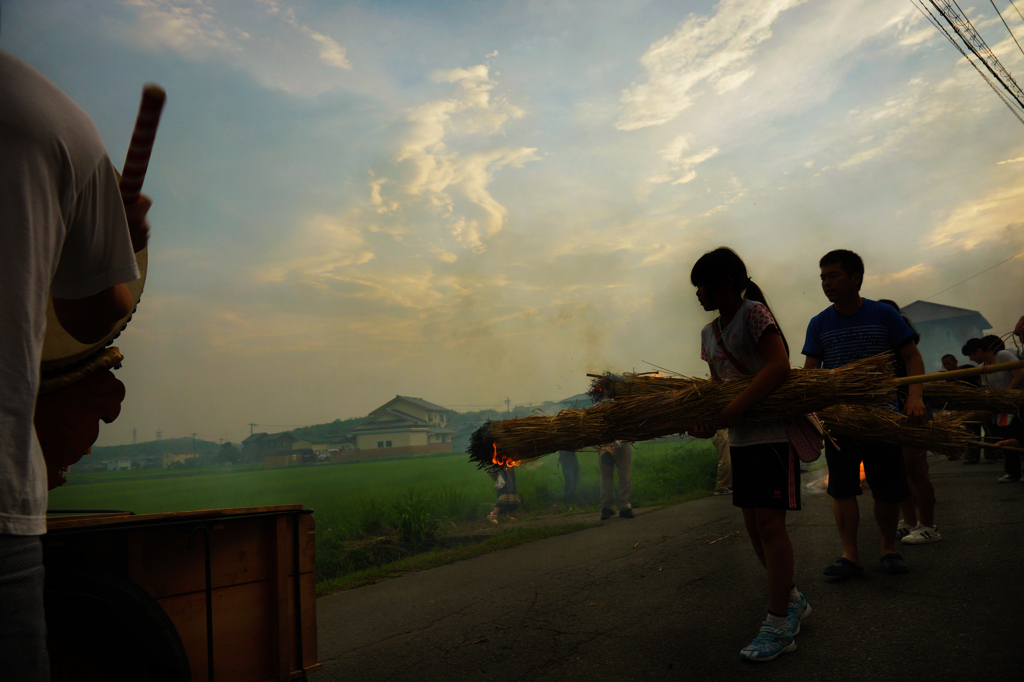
[313,459,1023,682]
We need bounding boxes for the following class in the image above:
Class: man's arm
[897,341,927,420]
[52,193,151,344]
[52,285,134,344]
[803,355,822,369]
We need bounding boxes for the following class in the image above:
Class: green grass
[51,439,717,589]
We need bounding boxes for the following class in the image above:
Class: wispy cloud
[617,0,806,131]
[121,0,351,94]
[390,64,539,252]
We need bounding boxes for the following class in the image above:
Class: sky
[4,0,1023,446]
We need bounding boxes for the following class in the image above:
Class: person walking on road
[803,250,926,578]
[597,441,633,519]
[686,247,807,662]
[877,300,940,545]
[962,336,1024,483]
[557,450,580,504]
[711,429,733,495]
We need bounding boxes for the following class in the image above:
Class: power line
[912,0,1024,123]
[1011,0,1024,24]
[990,0,1024,59]
[924,247,1024,300]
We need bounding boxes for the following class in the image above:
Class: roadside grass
[315,523,592,596]
[51,438,717,591]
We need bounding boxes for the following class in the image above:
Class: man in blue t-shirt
[802,249,926,578]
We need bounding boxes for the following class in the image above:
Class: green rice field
[50,439,717,586]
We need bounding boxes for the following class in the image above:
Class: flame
[493,443,521,468]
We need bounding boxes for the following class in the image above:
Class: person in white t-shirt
[1,50,151,678]
[685,247,806,662]
[963,336,1024,482]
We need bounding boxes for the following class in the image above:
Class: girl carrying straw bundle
[686,247,808,662]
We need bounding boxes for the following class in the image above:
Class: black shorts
[732,442,801,511]
[825,436,910,503]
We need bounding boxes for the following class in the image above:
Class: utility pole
[191,432,197,455]
[132,428,137,444]
[248,422,258,436]
[505,397,511,416]
[155,429,162,441]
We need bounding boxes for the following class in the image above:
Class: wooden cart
[42,505,321,681]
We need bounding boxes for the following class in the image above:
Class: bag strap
[713,317,753,376]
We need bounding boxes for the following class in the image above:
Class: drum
[40,248,148,373]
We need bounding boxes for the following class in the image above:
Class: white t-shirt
[0,51,140,535]
[700,298,789,446]
[981,350,1021,426]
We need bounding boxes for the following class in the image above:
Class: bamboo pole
[968,441,1024,453]
[895,359,1023,386]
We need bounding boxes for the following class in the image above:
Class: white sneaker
[998,474,1020,483]
[897,520,912,538]
[902,524,942,544]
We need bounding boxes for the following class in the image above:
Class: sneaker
[713,487,733,495]
[902,524,942,544]
[897,520,912,538]
[739,622,796,661]
[787,593,812,637]
[997,474,1020,483]
[619,507,634,518]
[600,508,615,520]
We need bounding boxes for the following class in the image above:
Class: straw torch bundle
[817,405,975,455]
[921,384,1023,414]
[469,355,895,470]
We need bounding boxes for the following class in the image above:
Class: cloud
[616,0,806,130]
[121,0,351,94]
[393,64,539,252]
[261,214,374,283]
[925,182,1024,249]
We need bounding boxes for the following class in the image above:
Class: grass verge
[316,522,592,596]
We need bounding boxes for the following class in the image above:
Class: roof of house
[901,301,991,327]
[373,395,449,413]
[242,432,268,443]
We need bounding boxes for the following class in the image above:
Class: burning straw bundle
[817,405,974,455]
[469,355,895,469]
[922,384,1023,414]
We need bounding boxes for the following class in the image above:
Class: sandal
[487,512,499,525]
[880,553,910,574]
[823,557,864,577]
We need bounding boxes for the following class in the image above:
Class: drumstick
[119,83,166,206]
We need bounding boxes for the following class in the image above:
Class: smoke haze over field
[4,0,1023,446]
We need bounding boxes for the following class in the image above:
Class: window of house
[386,440,392,447]
[377,441,384,448]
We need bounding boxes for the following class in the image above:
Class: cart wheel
[45,568,191,681]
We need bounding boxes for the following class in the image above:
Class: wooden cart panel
[44,505,320,681]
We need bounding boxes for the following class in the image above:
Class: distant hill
[288,416,367,441]
[93,394,595,461]
[91,437,219,461]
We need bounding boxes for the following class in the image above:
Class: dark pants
[0,534,49,680]
[993,420,1024,479]
[558,451,580,503]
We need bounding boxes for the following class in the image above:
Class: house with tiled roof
[901,301,992,373]
[241,431,297,463]
[350,396,455,457]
